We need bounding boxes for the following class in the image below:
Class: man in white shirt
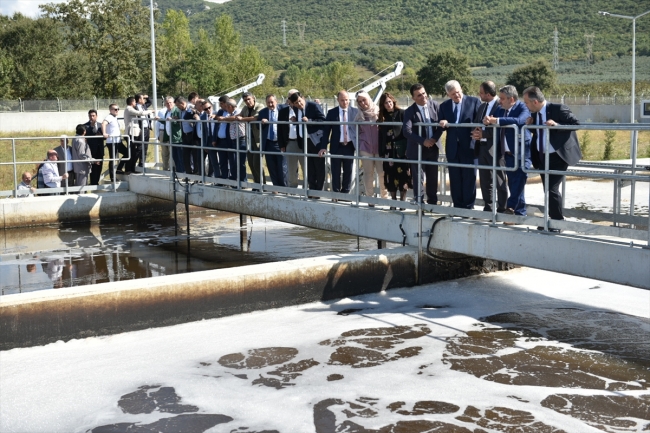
[102,104,127,180]
[16,172,35,197]
[157,96,175,171]
[278,89,305,188]
[40,149,69,191]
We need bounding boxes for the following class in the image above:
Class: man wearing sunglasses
[102,104,128,180]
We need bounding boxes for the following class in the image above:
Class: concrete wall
[0,107,648,133]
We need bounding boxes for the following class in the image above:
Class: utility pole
[297,22,306,44]
[553,27,559,70]
[282,20,287,47]
[585,33,595,65]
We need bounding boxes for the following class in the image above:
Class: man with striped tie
[259,94,287,187]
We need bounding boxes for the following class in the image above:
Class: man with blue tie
[319,90,359,196]
[484,85,532,219]
[258,94,287,187]
[523,86,582,229]
[402,83,441,204]
[287,92,326,192]
[435,80,481,208]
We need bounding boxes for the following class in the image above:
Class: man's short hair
[22,171,32,181]
[109,103,118,110]
[165,96,175,102]
[499,85,518,100]
[47,149,57,157]
[188,92,199,102]
[287,88,299,97]
[523,86,545,103]
[409,83,424,96]
[242,92,255,101]
[135,93,144,103]
[266,94,277,101]
[444,80,461,93]
[75,124,86,135]
[336,90,349,99]
[480,81,496,97]
[126,96,135,106]
[218,95,229,103]
[174,96,187,104]
[88,109,97,116]
[288,92,301,103]
[226,98,238,107]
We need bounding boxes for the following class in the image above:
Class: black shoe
[116,170,125,174]
[537,226,562,233]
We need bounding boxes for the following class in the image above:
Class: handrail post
[543,126,550,230]
[355,123,360,206]
[417,123,423,285]
[11,138,17,198]
[491,124,498,224]
[303,123,308,198]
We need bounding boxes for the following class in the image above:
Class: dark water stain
[320,325,430,368]
[251,358,320,389]
[217,347,299,369]
[118,386,198,415]
[444,309,650,390]
[456,406,566,433]
[327,374,344,381]
[387,401,460,415]
[314,398,563,432]
[251,375,296,390]
[337,308,365,316]
[91,414,233,433]
[541,394,650,433]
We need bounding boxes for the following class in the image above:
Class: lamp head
[598,11,610,16]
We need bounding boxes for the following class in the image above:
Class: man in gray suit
[71,124,93,187]
[472,81,506,212]
[523,86,582,226]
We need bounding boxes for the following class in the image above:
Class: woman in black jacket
[378,93,412,207]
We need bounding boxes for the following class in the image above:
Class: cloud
[0,0,68,18]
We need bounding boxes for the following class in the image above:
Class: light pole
[149,0,159,164]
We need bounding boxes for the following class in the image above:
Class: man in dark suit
[84,109,105,186]
[485,85,532,218]
[434,80,481,208]
[402,83,440,204]
[319,90,359,195]
[287,92,326,192]
[471,81,506,212]
[278,89,304,188]
[258,94,287,187]
[523,86,582,225]
[54,136,75,187]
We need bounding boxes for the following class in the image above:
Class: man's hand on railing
[318,149,327,157]
[423,138,437,148]
[525,117,534,125]
[471,128,483,141]
[439,120,449,129]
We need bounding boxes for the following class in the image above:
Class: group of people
[17,83,582,227]
[402,80,581,229]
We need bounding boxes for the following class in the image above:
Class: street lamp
[149,0,159,165]
[598,9,650,221]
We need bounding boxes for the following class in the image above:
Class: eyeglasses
[112,108,120,111]
[204,106,212,110]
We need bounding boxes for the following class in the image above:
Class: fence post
[18,98,23,113]
[57,97,61,112]
[586,93,590,105]
[93,96,97,111]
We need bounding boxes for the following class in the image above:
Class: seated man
[39,149,69,194]
[16,171,36,197]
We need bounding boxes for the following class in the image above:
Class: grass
[1,129,649,192]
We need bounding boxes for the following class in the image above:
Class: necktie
[500,110,509,155]
[342,110,348,143]
[538,112,544,154]
[423,105,432,138]
[452,104,458,123]
[297,110,302,138]
[270,110,276,141]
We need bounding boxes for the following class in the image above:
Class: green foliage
[603,129,615,160]
[580,130,590,156]
[417,50,473,96]
[41,0,153,98]
[506,60,557,94]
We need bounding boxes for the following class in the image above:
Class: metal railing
[2,119,649,246]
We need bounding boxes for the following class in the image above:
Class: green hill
[167,0,650,74]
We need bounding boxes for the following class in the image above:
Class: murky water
[0,213,388,295]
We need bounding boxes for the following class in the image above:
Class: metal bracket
[413,230,431,238]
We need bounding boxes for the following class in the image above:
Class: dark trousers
[448,148,476,209]
[207,145,220,179]
[306,139,325,190]
[137,127,150,166]
[264,140,287,187]
[171,142,184,174]
[477,142,507,212]
[228,137,247,182]
[331,143,355,193]
[182,132,198,174]
[88,143,104,186]
[217,137,230,180]
[504,153,528,215]
[106,141,127,180]
[247,141,266,187]
[538,152,568,220]
[125,134,142,173]
[410,146,439,204]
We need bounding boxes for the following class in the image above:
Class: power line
[281,20,287,47]
[585,33,595,65]
[297,22,306,44]
[553,27,559,70]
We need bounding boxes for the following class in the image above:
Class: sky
[0,0,232,17]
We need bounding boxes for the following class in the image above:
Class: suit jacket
[433,96,481,162]
[278,102,325,149]
[494,100,532,167]
[257,106,280,150]
[319,106,359,153]
[83,121,105,159]
[54,144,72,175]
[277,106,292,149]
[530,102,582,168]
[71,136,93,174]
[402,100,440,161]
[473,99,500,157]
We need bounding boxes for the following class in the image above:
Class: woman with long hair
[355,91,388,205]
[378,92,411,207]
